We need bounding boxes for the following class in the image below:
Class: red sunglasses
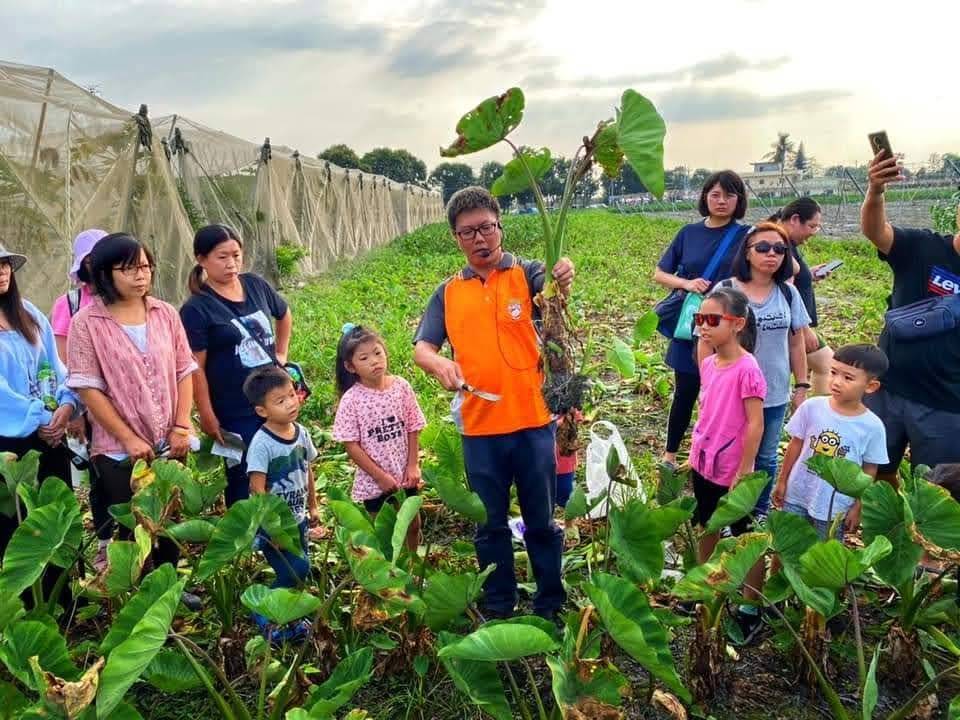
[694,312,740,327]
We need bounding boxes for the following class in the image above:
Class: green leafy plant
[441,87,666,452]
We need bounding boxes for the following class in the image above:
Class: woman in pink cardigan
[67,232,197,569]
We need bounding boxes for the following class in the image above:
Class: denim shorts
[781,501,843,541]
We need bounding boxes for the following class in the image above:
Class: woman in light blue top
[0,242,79,607]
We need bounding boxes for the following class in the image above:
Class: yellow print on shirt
[809,429,849,459]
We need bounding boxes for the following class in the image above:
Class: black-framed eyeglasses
[455,222,501,241]
[113,263,154,277]
[748,242,789,256]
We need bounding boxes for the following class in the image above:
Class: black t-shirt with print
[180,273,288,426]
[879,227,960,411]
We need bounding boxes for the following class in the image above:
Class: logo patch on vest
[506,299,522,320]
[928,266,960,297]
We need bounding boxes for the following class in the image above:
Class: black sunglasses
[748,241,789,256]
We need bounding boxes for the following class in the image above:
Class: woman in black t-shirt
[180,225,292,506]
[772,198,834,395]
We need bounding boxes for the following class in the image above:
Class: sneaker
[734,608,763,645]
[267,620,311,645]
[479,606,515,621]
[534,608,564,630]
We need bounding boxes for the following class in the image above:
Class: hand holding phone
[868,131,894,160]
[814,259,843,280]
[867,131,903,190]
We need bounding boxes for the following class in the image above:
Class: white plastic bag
[585,421,644,518]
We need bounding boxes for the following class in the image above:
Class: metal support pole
[30,68,55,169]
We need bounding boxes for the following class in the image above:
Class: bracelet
[794,383,811,390]
[170,426,191,437]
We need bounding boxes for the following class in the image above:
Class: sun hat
[69,229,108,282]
[0,241,26,272]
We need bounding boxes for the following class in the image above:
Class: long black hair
[705,286,757,353]
[88,232,155,305]
[335,324,385,396]
[0,262,38,345]
[768,197,821,224]
[189,224,243,294]
[733,221,794,283]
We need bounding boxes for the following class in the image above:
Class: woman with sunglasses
[654,170,749,470]
[771,198,833,395]
[67,233,197,570]
[702,221,810,516]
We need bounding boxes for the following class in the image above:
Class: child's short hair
[243,366,293,407]
[930,464,960,503]
[833,344,889,379]
[446,186,501,229]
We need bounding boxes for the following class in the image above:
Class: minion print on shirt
[809,429,850,459]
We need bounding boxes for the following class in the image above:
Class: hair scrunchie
[341,322,356,336]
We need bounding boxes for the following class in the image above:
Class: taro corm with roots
[440,87,667,452]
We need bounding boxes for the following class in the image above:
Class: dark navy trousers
[462,423,565,614]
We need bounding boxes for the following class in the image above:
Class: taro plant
[606,310,673,399]
[440,87,667,453]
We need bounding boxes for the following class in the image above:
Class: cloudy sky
[6,0,959,174]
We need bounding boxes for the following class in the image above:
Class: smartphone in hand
[814,259,843,279]
[868,131,894,159]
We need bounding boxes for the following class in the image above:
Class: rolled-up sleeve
[170,310,199,382]
[66,314,107,392]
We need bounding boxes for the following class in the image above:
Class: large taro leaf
[95,526,152,597]
[437,631,510,720]
[616,90,666,198]
[674,533,769,603]
[15,478,83,570]
[593,121,624,179]
[196,494,302,581]
[0,450,40,518]
[704,472,768,533]
[99,564,178,655]
[425,468,487,525]
[241,584,321,626]
[164,518,217,544]
[372,500,398,559]
[0,590,24,632]
[173,462,225,517]
[0,503,73,594]
[586,572,690,703]
[861,482,923,589]
[805,455,874,499]
[391,494,423,565]
[606,338,636,379]
[0,620,78,690]
[906,478,960,552]
[422,423,464,481]
[799,536,892,592]
[423,566,494,631]
[0,681,28,718]
[440,88,524,157]
[437,620,558,662]
[346,539,424,616]
[768,510,837,617]
[287,647,374,719]
[96,567,186,718]
[328,494,376,539]
[546,653,628,719]
[490,148,552,197]
[142,649,205,693]
[609,498,693,584]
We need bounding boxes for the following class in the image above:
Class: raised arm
[860,151,903,255]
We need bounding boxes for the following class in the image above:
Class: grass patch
[288,210,890,455]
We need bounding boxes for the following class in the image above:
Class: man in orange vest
[414,186,574,620]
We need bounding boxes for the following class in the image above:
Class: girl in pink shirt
[332,324,427,552]
[689,287,766,562]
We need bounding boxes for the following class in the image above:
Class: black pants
[91,456,179,567]
[0,432,74,609]
[665,370,701,454]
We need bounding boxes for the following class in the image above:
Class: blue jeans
[782,501,844,541]
[755,403,788,515]
[258,520,310,588]
[463,424,565,615]
[556,472,574,508]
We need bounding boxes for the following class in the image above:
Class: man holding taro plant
[413,186,574,622]
[414,87,667,622]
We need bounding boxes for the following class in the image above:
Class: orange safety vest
[444,257,551,436]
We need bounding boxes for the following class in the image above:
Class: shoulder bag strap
[701,223,743,283]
